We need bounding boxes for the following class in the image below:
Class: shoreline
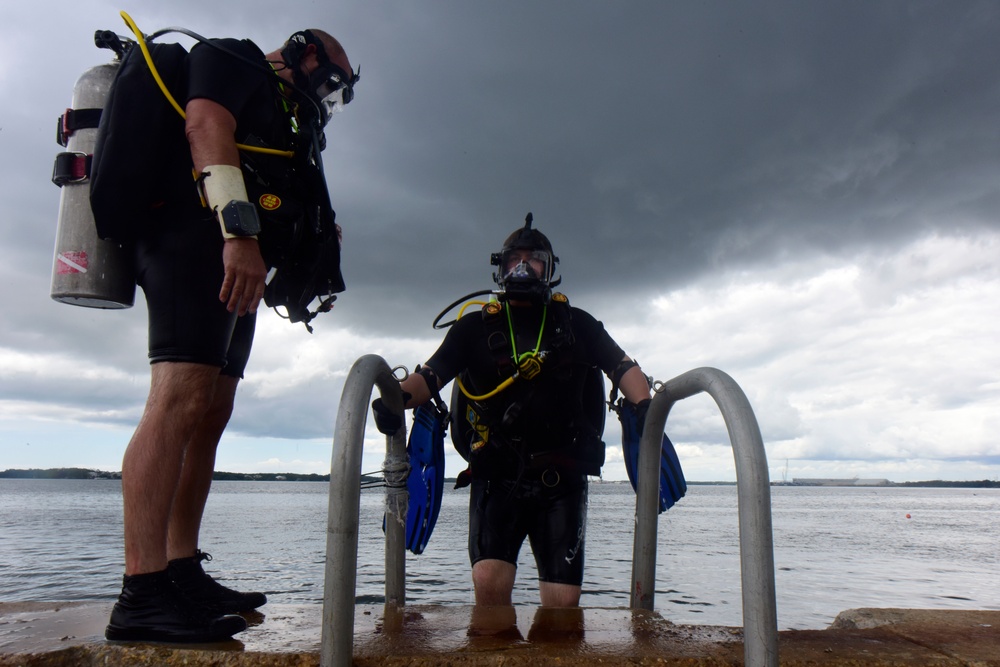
[3,469,999,488]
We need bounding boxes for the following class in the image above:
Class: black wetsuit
[427,298,625,585]
[134,39,296,377]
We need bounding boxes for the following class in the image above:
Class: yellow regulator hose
[119,10,294,158]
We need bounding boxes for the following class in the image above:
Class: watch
[219,200,261,238]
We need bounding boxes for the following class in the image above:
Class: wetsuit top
[151,39,296,210]
[175,38,335,274]
[427,301,626,479]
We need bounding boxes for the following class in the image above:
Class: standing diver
[373,214,654,607]
[92,19,358,643]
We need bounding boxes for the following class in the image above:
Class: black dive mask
[491,213,560,304]
[281,30,359,127]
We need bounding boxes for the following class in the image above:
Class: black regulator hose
[432,290,498,330]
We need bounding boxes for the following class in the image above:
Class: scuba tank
[50,33,135,309]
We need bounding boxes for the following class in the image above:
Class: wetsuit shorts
[469,474,588,586]
[134,205,256,378]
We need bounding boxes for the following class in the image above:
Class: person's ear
[301,43,319,73]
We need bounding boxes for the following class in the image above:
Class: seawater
[1,480,997,630]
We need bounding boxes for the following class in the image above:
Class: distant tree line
[0,468,384,484]
[1,469,997,488]
[211,471,334,482]
[0,468,121,480]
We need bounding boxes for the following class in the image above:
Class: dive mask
[501,249,551,282]
[282,31,359,127]
[314,63,358,121]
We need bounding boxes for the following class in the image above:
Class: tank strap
[56,107,102,147]
[51,151,93,186]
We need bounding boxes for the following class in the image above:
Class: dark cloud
[313,0,1000,333]
[13,1,998,333]
[2,1,999,479]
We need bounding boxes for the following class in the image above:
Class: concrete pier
[1,602,997,666]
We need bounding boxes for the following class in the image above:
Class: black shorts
[469,473,588,586]
[134,206,256,378]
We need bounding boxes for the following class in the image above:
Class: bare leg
[122,362,221,575]
[539,582,581,607]
[472,559,516,606]
[167,375,239,561]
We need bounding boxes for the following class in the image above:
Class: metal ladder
[321,355,407,667]
[320,357,778,667]
[631,366,778,667]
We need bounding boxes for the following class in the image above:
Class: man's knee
[200,376,239,431]
[472,559,516,606]
[147,362,222,419]
[538,582,581,607]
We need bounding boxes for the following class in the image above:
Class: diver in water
[374,214,653,607]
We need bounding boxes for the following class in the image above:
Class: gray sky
[2,0,998,482]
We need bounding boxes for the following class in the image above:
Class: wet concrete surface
[0,601,997,666]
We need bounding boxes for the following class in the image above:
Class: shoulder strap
[547,293,575,349]
[481,301,514,374]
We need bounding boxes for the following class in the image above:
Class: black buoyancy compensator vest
[250,124,346,327]
[449,293,608,477]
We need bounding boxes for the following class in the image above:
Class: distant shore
[1,467,998,488]
[0,467,369,483]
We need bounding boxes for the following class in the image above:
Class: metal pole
[630,392,671,609]
[383,428,408,606]
[321,355,407,667]
[630,367,778,667]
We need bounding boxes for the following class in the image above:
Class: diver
[373,214,654,607]
[93,20,359,643]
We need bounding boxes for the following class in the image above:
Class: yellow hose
[457,300,487,320]
[457,374,516,401]
[119,11,294,158]
[450,298,517,400]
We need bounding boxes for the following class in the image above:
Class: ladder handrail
[321,354,407,667]
[321,359,776,667]
[630,367,778,667]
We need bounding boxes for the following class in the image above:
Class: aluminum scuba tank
[50,60,136,309]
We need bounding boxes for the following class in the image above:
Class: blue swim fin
[402,403,446,554]
[618,401,686,513]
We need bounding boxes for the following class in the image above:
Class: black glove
[371,398,403,436]
[453,467,472,490]
[632,398,652,437]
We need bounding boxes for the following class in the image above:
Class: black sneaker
[105,570,247,643]
[168,550,267,614]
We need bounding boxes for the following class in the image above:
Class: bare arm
[397,367,438,409]
[185,98,266,316]
[185,98,241,170]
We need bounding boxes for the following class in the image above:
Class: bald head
[306,29,352,76]
[267,29,356,103]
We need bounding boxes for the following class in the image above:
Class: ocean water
[0,480,997,630]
